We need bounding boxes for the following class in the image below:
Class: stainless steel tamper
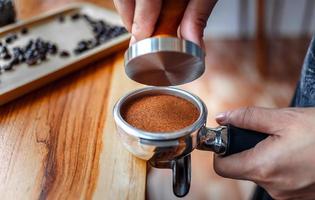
[113,87,268,197]
[124,0,205,86]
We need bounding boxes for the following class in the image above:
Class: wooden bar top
[1,0,309,199]
[0,0,146,199]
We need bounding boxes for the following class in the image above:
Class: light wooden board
[0,3,130,105]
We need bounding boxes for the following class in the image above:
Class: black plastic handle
[224,124,268,156]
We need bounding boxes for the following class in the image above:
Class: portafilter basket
[113,87,267,197]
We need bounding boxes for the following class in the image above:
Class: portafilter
[113,87,268,197]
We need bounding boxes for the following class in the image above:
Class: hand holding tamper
[124,0,205,86]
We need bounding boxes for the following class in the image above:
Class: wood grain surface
[1,1,311,200]
[0,1,146,200]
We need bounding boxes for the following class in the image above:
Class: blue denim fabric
[292,36,315,107]
[253,37,315,200]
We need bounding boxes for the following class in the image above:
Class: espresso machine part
[124,0,205,86]
[113,87,268,197]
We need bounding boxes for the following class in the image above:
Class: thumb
[215,107,287,135]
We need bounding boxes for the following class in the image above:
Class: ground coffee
[121,94,199,132]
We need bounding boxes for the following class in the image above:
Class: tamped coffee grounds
[121,94,199,132]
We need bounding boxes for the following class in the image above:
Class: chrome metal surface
[124,37,205,86]
[113,86,207,141]
[197,126,228,155]
[149,155,191,198]
[113,87,207,160]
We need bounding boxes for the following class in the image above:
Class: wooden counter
[1,0,310,199]
[0,0,146,199]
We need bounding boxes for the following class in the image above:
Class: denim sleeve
[292,36,315,107]
[252,37,315,200]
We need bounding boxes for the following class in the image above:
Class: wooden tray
[0,3,130,105]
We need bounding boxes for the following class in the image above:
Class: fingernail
[129,35,136,46]
[215,112,227,124]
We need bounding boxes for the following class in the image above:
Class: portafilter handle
[148,125,267,198]
[198,124,268,156]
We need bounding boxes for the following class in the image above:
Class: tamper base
[124,37,205,86]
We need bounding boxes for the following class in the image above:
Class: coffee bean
[73,48,81,55]
[0,45,8,54]
[60,50,70,57]
[3,53,11,60]
[71,13,81,20]
[21,28,28,35]
[3,63,13,71]
[26,58,37,66]
[11,57,20,65]
[48,43,58,55]
[5,33,17,44]
[25,40,34,50]
[40,54,47,61]
[12,47,25,62]
[58,15,65,23]
[82,14,92,23]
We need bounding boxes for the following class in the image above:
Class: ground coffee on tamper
[121,94,199,132]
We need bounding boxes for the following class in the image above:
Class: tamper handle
[152,0,189,37]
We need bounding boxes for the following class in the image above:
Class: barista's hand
[113,0,217,46]
[214,107,315,200]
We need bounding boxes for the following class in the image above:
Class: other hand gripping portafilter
[124,0,205,86]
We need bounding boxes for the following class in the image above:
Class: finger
[213,137,274,181]
[213,150,255,180]
[180,0,217,47]
[131,0,162,41]
[215,107,291,135]
[113,0,135,32]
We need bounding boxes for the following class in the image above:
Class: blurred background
[206,0,315,39]
[9,0,315,199]
[147,0,313,200]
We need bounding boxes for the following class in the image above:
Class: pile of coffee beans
[0,12,127,73]
[0,38,64,71]
[71,13,127,55]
